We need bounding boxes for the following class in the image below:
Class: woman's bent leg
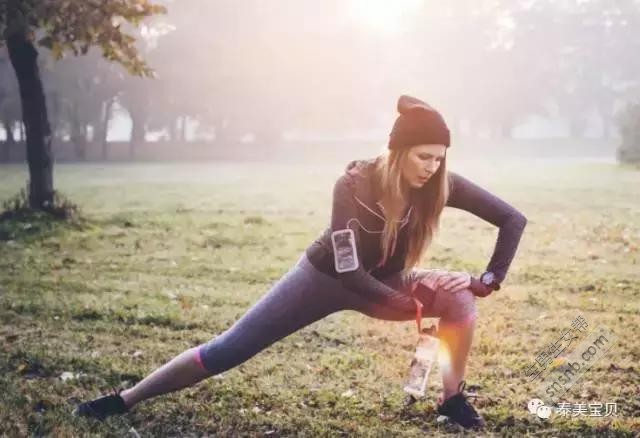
[346,269,479,400]
[121,255,346,409]
[438,317,475,400]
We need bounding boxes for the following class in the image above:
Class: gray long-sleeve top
[305,158,527,312]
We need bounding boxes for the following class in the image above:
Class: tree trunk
[177,116,186,143]
[568,115,587,139]
[7,124,16,145]
[1,120,15,161]
[602,119,611,140]
[6,124,16,145]
[215,119,234,144]
[255,126,280,159]
[500,120,514,139]
[99,99,114,161]
[168,117,177,142]
[1,140,9,162]
[598,107,612,140]
[70,111,88,161]
[6,10,54,208]
[130,114,146,159]
[48,90,62,142]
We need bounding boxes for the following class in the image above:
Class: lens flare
[438,340,452,373]
[348,0,422,34]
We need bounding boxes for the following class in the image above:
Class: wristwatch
[480,271,501,291]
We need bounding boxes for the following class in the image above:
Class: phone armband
[331,228,359,273]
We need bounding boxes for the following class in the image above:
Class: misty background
[1,0,638,162]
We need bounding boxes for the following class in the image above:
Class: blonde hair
[374,148,449,270]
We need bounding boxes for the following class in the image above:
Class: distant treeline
[1,0,638,161]
[0,138,617,163]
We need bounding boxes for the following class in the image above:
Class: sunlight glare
[348,0,422,34]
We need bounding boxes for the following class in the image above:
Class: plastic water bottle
[403,325,439,398]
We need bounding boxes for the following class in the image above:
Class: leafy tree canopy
[0,0,166,76]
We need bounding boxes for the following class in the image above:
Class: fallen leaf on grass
[550,356,568,370]
[60,371,84,381]
[379,412,396,421]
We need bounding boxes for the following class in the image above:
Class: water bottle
[403,325,439,398]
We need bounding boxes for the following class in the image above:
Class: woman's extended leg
[119,347,208,408]
[80,255,348,415]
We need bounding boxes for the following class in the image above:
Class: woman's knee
[439,288,478,324]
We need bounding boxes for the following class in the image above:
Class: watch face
[482,272,495,285]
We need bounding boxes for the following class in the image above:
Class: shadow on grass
[0,189,86,242]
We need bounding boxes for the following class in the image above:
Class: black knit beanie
[388,95,450,150]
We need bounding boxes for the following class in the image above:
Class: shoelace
[440,381,478,413]
[454,381,481,418]
[113,387,129,409]
[91,387,126,413]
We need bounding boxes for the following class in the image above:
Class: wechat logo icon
[528,398,553,419]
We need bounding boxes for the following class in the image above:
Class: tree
[44,51,123,160]
[617,102,640,164]
[0,52,20,159]
[0,0,165,209]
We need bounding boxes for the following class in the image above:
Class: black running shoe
[437,380,486,430]
[74,391,128,421]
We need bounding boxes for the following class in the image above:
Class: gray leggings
[196,253,478,373]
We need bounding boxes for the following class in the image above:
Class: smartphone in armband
[331,228,359,273]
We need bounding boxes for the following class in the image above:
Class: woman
[76,95,527,430]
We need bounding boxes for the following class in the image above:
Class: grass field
[1,158,639,437]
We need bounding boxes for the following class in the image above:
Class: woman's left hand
[436,271,471,293]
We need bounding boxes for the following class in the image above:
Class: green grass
[1,159,639,437]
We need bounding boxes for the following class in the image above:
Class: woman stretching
[76,95,527,430]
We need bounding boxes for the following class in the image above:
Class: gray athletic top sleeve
[446,172,528,284]
[331,174,417,313]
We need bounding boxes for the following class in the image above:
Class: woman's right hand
[419,269,493,296]
[418,269,494,297]
[418,269,453,292]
